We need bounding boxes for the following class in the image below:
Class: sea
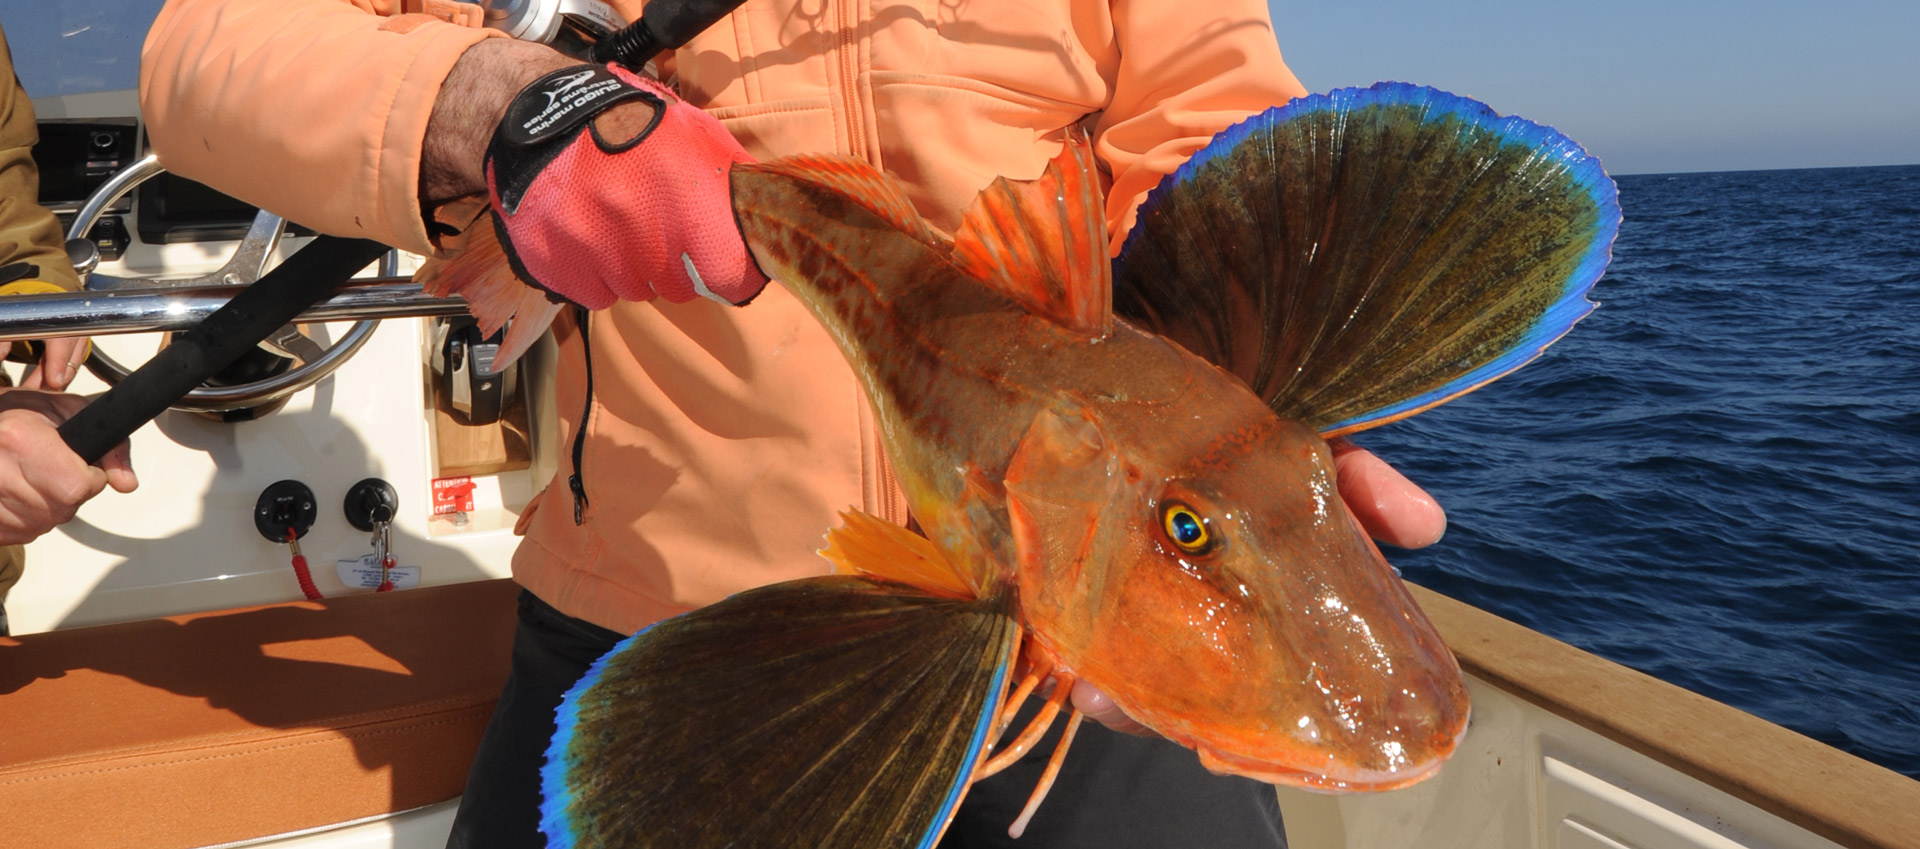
[1358,163,1920,780]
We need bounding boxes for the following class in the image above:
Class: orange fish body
[731,138,1469,792]
[524,83,1618,849]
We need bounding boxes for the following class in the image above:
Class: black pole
[57,236,389,464]
[589,0,746,66]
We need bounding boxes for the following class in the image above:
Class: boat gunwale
[1409,582,1920,849]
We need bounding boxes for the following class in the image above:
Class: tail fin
[542,575,1020,849]
[414,213,563,371]
[1113,82,1619,436]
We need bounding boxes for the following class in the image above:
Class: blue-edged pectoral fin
[541,575,1020,849]
[1112,82,1619,436]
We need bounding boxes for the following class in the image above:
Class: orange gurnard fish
[464,82,1620,849]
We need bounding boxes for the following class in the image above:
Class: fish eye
[1160,502,1214,555]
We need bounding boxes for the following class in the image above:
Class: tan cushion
[0,578,519,849]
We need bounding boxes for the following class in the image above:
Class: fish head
[1005,379,1469,792]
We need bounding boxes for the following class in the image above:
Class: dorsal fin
[819,510,975,600]
[951,127,1112,338]
[735,155,936,245]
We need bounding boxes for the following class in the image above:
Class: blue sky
[1268,0,1920,175]
[6,2,1914,176]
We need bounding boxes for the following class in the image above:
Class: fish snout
[1339,676,1470,789]
[1188,598,1472,793]
[1195,680,1470,793]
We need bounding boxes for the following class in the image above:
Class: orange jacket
[142,0,1307,634]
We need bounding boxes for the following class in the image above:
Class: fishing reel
[455,0,627,59]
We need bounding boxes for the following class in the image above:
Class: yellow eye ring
[1160,502,1213,554]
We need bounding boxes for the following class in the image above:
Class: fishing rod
[56,0,749,464]
[441,0,744,66]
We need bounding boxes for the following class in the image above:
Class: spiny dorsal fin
[735,155,936,245]
[820,510,975,600]
[951,127,1112,338]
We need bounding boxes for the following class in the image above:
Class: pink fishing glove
[484,64,768,308]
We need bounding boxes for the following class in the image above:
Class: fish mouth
[1192,706,1472,794]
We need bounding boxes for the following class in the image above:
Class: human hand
[484,63,767,308]
[1066,443,1445,734]
[0,389,137,545]
[1327,437,1446,549]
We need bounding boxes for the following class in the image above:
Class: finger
[0,407,112,524]
[32,443,110,511]
[1329,439,1447,549]
[0,457,55,546]
[100,441,138,493]
[1,461,103,539]
[37,338,86,391]
[1068,679,1156,737]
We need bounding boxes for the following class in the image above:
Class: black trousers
[446,590,1286,848]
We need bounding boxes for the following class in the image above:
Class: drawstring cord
[569,305,596,525]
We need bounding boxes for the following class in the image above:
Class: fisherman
[0,23,138,633]
[140,2,1448,846]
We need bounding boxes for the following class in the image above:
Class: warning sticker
[432,476,477,515]
[336,554,422,590]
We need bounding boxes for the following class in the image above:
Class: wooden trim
[1409,583,1920,849]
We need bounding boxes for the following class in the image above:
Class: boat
[2,7,1917,848]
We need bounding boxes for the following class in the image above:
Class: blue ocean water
[1360,164,1920,780]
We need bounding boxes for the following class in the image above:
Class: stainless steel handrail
[0,279,468,343]
[47,152,474,412]
[0,279,471,412]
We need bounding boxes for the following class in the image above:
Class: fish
[439,82,1619,849]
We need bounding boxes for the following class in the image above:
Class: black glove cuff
[487,65,661,213]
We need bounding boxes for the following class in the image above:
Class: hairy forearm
[421,38,579,204]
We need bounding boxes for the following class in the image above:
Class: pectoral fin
[541,576,1020,849]
[1113,83,1618,436]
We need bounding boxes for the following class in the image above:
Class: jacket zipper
[569,305,595,525]
[834,0,868,161]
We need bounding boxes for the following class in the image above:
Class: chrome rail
[35,153,475,412]
[0,279,469,343]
